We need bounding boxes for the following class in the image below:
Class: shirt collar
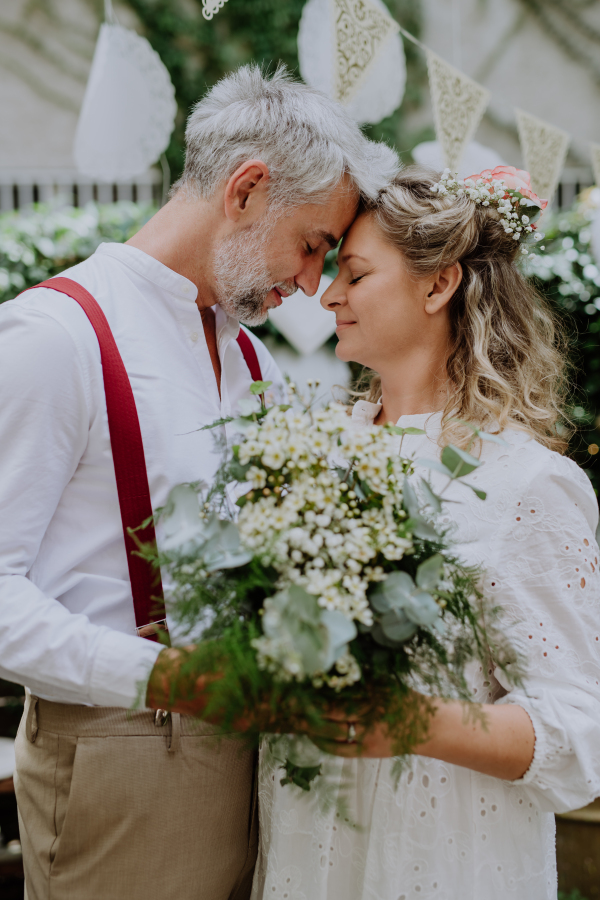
[95,242,199,302]
[95,242,241,338]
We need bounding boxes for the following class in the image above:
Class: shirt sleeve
[491,454,600,812]
[0,300,161,707]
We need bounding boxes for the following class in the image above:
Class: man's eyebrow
[315,230,340,249]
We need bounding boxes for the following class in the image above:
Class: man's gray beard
[213,219,295,326]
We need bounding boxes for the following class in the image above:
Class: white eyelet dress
[251,403,600,900]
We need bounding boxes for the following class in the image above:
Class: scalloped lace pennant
[202,0,229,19]
[426,51,490,173]
[515,109,570,203]
[331,0,400,106]
[298,0,405,125]
[74,24,176,182]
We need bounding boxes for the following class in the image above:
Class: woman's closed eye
[349,274,365,285]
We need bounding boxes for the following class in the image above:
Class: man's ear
[424,262,462,314]
[223,160,270,223]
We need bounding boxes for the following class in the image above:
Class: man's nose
[295,256,325,298]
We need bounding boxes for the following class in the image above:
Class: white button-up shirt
[0,243,285,708]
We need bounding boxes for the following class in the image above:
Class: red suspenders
[23,277,263,642]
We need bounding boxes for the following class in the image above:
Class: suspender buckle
[136,618,169,640]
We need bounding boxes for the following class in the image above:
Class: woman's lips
[336,321,356,332]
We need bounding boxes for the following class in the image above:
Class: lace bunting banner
[591,144,600,187]
[202,0,229,19]
[298,0,405,125]
[426,51,490,173]
[331,0,400,106]
[515,109,570,203]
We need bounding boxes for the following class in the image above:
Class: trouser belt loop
[26,696,39,744]
[168,712,181,754]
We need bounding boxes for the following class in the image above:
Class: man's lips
[336,320,356,332]
[267,286,292,308]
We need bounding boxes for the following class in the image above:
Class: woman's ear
[424,262,463,315]
[223,160,270,222]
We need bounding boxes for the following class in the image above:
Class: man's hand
[146,646,215,717]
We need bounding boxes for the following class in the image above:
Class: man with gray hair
[0,65,397,900]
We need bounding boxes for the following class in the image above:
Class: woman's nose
[320,275,346,311]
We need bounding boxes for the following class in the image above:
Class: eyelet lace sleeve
[490,452,600,812]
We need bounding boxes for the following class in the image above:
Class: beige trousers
[14,695,258,900]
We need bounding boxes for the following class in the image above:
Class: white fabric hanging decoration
[202,0,229,19]
[412,139,505,181]
[74,23,177,182]
[426,50,490,173]
[515,109,570,204]
[590,144,600,188]
[298,0,405,125]
[268,275,336,356]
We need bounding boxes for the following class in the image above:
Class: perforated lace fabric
[251,405,600,900]
[515,109,570,204]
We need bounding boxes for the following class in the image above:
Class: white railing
[0,168,163,212]
[0,166,594,213]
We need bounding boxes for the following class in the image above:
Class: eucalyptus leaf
[161,485,208,555]
[380,608,418,642]
[371,622,408,648]
[402,478,421,520]
[411,520,439,541]
[464,483,487,501]
[415,458,454,479]
[404,590,441,627]
[321,609,357,670]
[249,380,273,395]
[370,571,415,613]
[441,444,481,478]
[386,425,426,437]
[419,478,442,513]
[416,554,444,591]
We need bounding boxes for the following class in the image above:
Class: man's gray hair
[174,64,399,207]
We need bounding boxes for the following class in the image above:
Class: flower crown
[431,165,548,256]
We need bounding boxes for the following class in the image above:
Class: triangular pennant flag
[515,109,570,203]
[331,0,399,106]
[426,51,490,173]
[591,144,600,188]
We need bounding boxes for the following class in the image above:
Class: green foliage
[526,191,600,489]
[0,201,154,303]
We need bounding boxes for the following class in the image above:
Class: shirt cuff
[88,629,163,709]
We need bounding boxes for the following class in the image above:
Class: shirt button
[190,331,198,342]
[182,283,191,294]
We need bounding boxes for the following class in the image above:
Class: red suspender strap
[25,278,167,641]
[23,278,263,642]
[236,328,263,383]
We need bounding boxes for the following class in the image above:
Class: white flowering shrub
[0,201,155,303]
[147,385,519,792]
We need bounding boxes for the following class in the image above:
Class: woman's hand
[311,692,536,782]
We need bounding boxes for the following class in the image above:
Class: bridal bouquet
[146,383,518,790]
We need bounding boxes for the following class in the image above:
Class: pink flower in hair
[466,165,548,210]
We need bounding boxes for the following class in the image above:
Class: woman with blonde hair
[252,166,600,900]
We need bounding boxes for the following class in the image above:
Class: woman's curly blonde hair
[359,165,572,453]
